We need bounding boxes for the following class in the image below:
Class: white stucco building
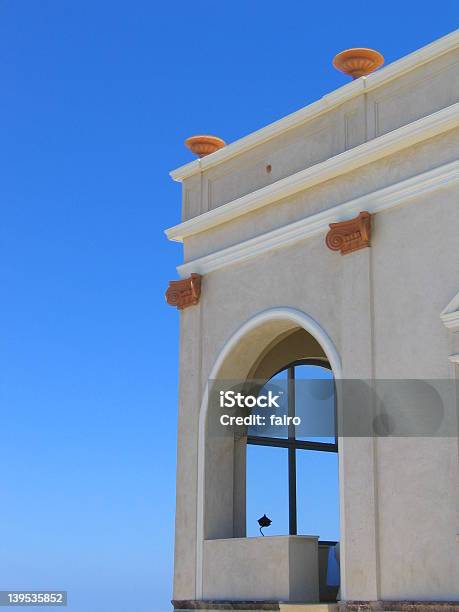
[165,31,459,612]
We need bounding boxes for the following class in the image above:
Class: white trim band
[170,30,459,182]
[175,160,459,277]
[166,104,459,243]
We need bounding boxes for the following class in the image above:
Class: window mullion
[288,365,297,536]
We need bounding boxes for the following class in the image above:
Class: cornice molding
[175,161,459,277]
[166,104,459,243]
[170,30,459,182]
[441,290,459,332]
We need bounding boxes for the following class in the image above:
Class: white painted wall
[203,536,319,602]
[169,32,459,605]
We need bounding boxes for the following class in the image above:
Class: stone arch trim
[194,307,342,598]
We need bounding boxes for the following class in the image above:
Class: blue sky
[1,2,457,611]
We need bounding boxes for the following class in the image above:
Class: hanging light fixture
[257,514,272,536]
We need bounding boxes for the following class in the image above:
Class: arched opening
[197,308,342,602]
[246,352,340,603]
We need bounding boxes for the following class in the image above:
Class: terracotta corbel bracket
[325,211,372,255]
[165,273,202,310]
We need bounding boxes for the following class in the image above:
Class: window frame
[247,358,337,536]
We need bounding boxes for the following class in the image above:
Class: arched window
[246,359,338,538]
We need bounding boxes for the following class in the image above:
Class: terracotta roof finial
[185,135,226,158]
[333,48,384,79]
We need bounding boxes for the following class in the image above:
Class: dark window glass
[247,360,338,537]
[296,449,340,540]
[248,368,288,439]
[294,364,336,444]
[246,445,289,537]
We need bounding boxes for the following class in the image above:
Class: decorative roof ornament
[165,273,202,310]
[325,211,372,255]
[333,48,384,79]
[185,135,226,158]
